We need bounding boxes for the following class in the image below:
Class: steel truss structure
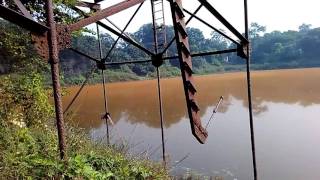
[0,0,257,179]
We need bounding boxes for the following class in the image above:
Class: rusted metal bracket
[170,0,208,144]
[152,53,164,67]
[237,42,250,59]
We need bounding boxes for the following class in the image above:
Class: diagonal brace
[197,0,248,44]
[97,21,154,56]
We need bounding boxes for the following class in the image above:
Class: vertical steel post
[46,0,67,160]
[156,67,166,166]
[97,24,110,145]
[151,0,166,166]
[244,0,258,179]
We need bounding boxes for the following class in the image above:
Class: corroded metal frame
[0,0,256,178]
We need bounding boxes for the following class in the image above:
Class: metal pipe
[244,0,257,179]
[46,0,67,160]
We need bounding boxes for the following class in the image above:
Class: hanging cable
[156,67,166,166]
[96,24,112,145]
[205,96,223,130]
[151,0,167,166]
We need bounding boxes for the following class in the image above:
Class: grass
[0,121,170,179]
[0,72,169,179]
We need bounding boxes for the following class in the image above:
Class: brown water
[63,68,320,180]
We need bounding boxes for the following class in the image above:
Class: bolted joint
[152,53,164,67]
[102,112,111,120]
[237,42,250,59]
[96,61,106,70]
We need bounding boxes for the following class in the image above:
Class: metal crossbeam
[163,48,237,60]
[70,0,145,31]
[0,4,49,34]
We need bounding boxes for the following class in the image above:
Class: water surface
[63,68,320,180]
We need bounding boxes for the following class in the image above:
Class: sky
[88,0,320,39]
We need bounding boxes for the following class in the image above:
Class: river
[63,68,320,180]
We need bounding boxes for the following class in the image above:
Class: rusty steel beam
[13,0,33,19]
[70,0,145,31]
[46,0,67,160]
[170,0,208,144]
[76,1,101,11]
[0,4,49,34]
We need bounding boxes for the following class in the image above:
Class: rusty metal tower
[0,0,257,178]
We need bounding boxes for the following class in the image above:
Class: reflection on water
[63,68,320,180]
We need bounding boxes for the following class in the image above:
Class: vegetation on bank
[59,22,320,85]
[2,17,320,85]
[0,72,169,179]
[0,16,169,179]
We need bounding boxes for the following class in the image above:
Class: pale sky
[88,0,320,39]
